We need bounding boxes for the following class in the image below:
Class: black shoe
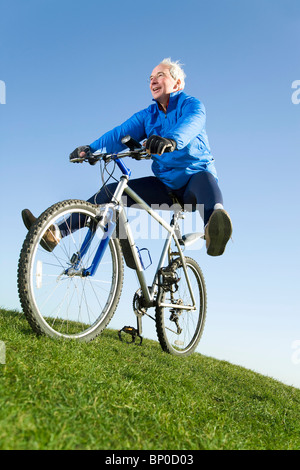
[205,209,232,256]
[21,209,37,230]
[21,209,61,252]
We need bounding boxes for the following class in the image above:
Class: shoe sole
[206,210,232,256]
[40,236,57,253]
[22,210,57,253]
[40,225,61,253]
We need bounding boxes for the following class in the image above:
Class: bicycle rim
[18,200,123,341]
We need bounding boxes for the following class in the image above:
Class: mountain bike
[17,136,207,356]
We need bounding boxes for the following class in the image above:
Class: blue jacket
[89,90,217,190]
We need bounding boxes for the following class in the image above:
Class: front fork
[64,205,117,278]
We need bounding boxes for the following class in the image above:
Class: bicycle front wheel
[155,256,207,356]
[18,200,124,342]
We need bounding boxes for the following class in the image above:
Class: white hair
[160,58,186,89]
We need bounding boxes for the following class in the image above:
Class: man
[22,58,232,256]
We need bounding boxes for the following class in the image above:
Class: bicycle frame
[70,156,197,318]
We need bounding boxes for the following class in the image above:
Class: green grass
[0,308,300,450]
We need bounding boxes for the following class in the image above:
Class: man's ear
[174,79,181,90]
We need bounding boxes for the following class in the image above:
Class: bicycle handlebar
[69,149,150,164]
[70,135,151,164]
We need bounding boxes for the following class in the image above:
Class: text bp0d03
[149,454,194,465]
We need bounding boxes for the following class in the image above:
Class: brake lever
[131,152,145,160]
[131,151,151,160]
[70,156,87,163]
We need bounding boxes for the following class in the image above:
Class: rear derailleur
[169,300,183,335]
[158,258,184,335]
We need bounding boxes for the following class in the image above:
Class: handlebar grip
[70,156,85,163]
[121,135,142,151]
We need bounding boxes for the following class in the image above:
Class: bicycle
[17,136,207,356]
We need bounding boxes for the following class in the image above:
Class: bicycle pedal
[118,326,143,345]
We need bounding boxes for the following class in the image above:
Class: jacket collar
[153,90,183,111]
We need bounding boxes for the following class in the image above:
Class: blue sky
[1,0,300,389]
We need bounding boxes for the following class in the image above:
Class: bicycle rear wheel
[155,256,206,356]
[18,199,123,342]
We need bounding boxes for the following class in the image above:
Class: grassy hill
[0,308,299,450]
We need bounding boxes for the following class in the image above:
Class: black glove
[69,145,93,163]
[145,135,176,156]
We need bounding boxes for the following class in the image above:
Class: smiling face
[149,63,181,107]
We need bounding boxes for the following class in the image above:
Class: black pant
[88,171,223,223]
[59,171,223,237]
